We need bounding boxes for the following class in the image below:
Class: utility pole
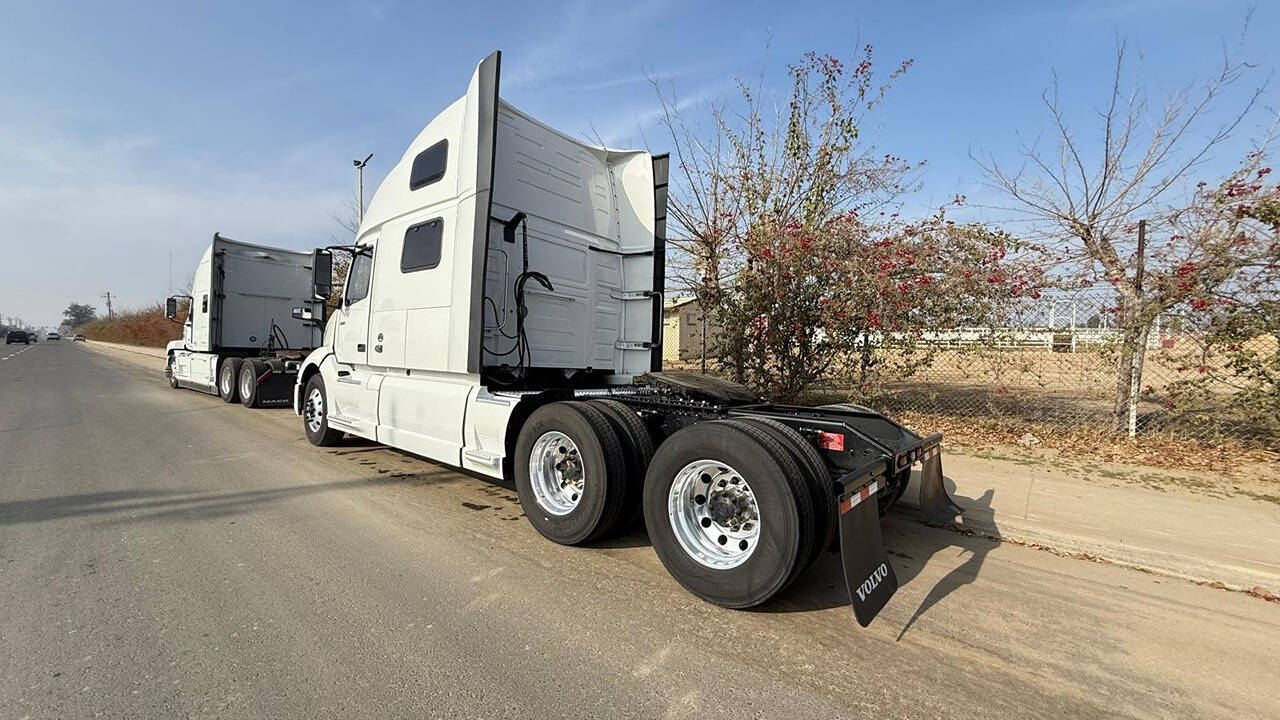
[102,291,114,319]
[353,153,373,224]
[1127,219,1147,439]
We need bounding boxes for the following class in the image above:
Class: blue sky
[1,0,1275,328]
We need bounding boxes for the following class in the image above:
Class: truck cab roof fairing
[353,51,501,376]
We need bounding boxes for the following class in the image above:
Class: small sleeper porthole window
[409,139,448,190]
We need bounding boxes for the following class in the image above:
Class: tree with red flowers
[825,209,1043,392]
[658,48,1037,399]
[1159,150,1280,437]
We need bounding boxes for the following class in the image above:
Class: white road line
[2,345,38,360]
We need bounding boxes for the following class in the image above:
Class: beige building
[663,297,721,366]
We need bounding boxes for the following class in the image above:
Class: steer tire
[643,420,815,609]
[515,401,628,546]
[302,374,343,446]
[734,416,836,566]
[166,354,179,389]
[238,359,263,408]
[218,357,243,403]
[584,398,654,528]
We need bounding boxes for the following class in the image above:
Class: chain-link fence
[662,293,1277,445]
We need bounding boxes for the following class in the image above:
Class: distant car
[73,334,86,342]
[46,331,60,341]
[5,330,31,345]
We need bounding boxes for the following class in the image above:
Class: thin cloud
[588,80,730,149]
[502,0,676,91]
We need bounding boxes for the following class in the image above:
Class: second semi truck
[165,233,327,408]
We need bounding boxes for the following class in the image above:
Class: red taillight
[818,431,845,452]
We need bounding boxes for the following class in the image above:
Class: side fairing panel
[483,106,657,375]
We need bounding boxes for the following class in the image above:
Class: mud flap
[255,372,296,407]
[838,465,899,627]
[917,444,963,525]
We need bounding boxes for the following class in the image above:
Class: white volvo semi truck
[164,233,328,408]
[291,51,962,625]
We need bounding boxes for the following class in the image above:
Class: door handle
[357,343,366,352]
[374,345,383,353]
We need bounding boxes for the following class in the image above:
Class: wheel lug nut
[700,517,712,528]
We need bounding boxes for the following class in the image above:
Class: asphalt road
[1,340,1276,719]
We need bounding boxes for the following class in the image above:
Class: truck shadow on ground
[0,474,456,527]
[5,447,999,634]
[757,478,999,637]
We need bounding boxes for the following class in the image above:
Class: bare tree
[324,191,363,313]
[976,40,1269,434]
[651,81,734,317]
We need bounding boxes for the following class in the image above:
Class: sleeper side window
[409,139,448,190]
[401,219,443,272]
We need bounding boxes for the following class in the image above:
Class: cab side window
[345,252,372,304]
[401,218,443,272]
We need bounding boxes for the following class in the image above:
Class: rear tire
[643,420,816,608]
[302,374,343,446]
[218,357,242,403]
[584,398,654,528]
[238,359,262,408]
[515,402,628,545]
[734,417,836,564]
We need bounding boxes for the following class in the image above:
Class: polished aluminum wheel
[668,460,760,569]
[240,369,253,400]
[528,431,584,515]
[220,365,234,397]
[304,387,324,434]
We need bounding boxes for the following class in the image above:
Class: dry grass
[893,409,1279,479]
[79,303,185,348]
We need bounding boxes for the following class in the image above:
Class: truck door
[331,246,379,432]
[335,248,372,365]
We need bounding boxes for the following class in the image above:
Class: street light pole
[353,153,373,225]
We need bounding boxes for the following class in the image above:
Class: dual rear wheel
[218,357,242,403]
[214,357,266,407]
[514,401,637,546]
[515,402,831,608]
